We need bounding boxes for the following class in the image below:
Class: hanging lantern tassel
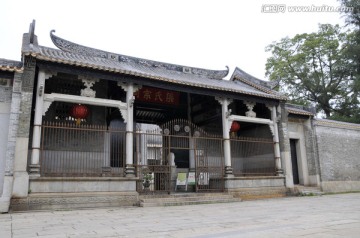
[70,104,89,125]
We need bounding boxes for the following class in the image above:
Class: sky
[0,0,347,80]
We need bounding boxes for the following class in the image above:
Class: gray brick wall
[5,72,22,175]
[17,92,33,137]
[17,56,36,138]
[0,86,12,102]
[316,124,360,181]
[304,122,319,176]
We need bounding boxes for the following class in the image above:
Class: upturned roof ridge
[50,30,229,80]
[230,67,281,95]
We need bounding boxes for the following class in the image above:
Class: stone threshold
[225,176,285,180]
[29,176,139,181]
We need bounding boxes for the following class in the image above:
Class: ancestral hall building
[0,21,359,212]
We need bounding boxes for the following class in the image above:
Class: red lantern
[70,104,89,125]
[230,121,240,132]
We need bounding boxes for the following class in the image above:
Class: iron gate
[135,119,224,193]
[193,136,224,192]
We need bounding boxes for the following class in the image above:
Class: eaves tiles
[0,59,23,72]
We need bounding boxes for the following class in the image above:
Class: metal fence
[40,121,126,177]
[39,121,276,180]
[230,136,276,176]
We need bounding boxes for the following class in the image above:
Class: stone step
[11,192,138,211]
[294,186,324,196]
[139,193,241,207]
[140,196,237,204]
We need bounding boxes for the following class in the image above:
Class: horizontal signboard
[134,87,180,106]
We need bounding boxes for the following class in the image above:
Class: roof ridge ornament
[49,30,229,79]
[29,20,35,44]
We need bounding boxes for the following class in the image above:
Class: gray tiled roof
[0,58,23,72]
[286,107,314,116]
[285,104,315,116]
[230,67,284,99]
[315,119,360,130]
[49,31,229,80]
[21,31,286,100]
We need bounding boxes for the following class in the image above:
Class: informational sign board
[176,173,187,186]
[175,172,188,191]
[198,172,209,185]
[187,172,196,186]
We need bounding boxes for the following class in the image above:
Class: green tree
[339,0,360,28]
[266,24,359,122]
[335,0,360,122]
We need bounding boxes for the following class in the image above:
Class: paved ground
[0,193,359,238]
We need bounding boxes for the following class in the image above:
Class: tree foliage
[266,24,360,122]
[336,0,360,122]
[339,0,360,28]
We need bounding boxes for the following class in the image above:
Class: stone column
[270,105,283,175]
[217,97,233,177]
[278,103,294,188]
[125,83,135,177]
[187,93,195,172]
[29,70,54,176]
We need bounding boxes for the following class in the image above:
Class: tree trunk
[324,109,331,118]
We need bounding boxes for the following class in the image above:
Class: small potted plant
[142,169,153,190]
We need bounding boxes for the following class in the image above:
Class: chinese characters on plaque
[134,87,180,106]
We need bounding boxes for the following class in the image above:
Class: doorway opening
[290,139,300,185]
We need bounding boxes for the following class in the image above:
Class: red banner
[134,87,180,106]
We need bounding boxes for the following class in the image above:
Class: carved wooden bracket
[79,76,99,98]
[118,82,142,93]
[244,101,256,118]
